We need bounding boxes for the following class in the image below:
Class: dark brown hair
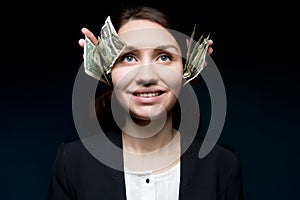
[114,6,170,30]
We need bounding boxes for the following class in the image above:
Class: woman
[47,6,244,200]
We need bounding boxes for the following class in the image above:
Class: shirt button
[146,178,150,183]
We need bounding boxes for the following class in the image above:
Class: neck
[122,113,176,153]
[122,114,181,173]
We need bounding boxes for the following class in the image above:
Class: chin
[131,110,166,121]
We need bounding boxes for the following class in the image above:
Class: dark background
[1,0,299,199]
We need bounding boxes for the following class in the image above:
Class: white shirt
[124,162,180,200]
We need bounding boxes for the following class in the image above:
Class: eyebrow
[123,44,181,54]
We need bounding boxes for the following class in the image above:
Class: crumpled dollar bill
[84,16,126,85]
[183,25,210,85]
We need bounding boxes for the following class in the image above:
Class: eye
[121,54,137,63]
[158,54,172,62]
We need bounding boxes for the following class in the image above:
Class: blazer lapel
[109,128,127,199]
[179,148,193,199]
[179,136,199,200]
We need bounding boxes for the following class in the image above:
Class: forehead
[117,20,180,49]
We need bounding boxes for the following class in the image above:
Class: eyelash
[120,53,173,63]
[158,54,172,62]
[121,54,136,63]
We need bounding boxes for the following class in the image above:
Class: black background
[1,0,299,199]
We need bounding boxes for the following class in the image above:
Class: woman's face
[111,19,183,121]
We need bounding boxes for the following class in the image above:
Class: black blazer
[46,129,244,200]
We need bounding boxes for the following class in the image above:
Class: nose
[135,64,159,86]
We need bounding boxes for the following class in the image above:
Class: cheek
[164,63,183,81]
[162,68,183,94]
[169,60,184,78]
[111,67,120,86]
[111,67,127,87]
[111,71,118,87]
[111,67,138,91]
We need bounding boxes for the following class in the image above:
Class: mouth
[133,91,164,98]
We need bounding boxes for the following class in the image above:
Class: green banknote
[84,36,104,81]
[83,16,126,85]
[183,26,210,84]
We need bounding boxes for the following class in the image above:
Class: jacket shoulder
[190,137,242,168]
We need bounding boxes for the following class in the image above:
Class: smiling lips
[134,92,163,97]
[131,89,165,103]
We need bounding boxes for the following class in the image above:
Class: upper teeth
[136,92,160,97]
